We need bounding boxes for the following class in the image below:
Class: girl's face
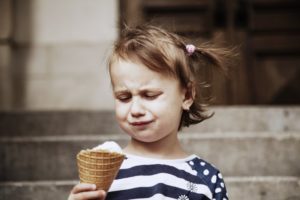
[110,59,193,143]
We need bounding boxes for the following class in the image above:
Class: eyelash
[143,93,159,99]
[117,95,131,102]
[116,93,160,102]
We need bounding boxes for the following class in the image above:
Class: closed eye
[115,93,132,103]
[143,92,162,100]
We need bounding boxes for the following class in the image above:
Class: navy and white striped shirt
[107,154,228,200]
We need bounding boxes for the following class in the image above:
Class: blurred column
[11,0,119,110]
[0,0,12,110]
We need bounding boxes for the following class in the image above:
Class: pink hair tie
[186,44,196,56]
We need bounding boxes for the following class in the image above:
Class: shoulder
[187,156,229,199]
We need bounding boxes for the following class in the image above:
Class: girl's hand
[68,183,106,200]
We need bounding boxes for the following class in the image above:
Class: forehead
[109,59,180,90]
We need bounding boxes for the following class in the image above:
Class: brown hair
[108,24,235,130]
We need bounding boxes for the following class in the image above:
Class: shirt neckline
[124,153,198,164]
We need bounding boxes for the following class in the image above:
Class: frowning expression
[110,59,188,143]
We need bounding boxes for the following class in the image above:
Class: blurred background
[0,0,299,200]
[1,0,300,109]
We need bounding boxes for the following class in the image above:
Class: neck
[124,133,188,159]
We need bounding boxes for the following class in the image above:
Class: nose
[130,98,145,118]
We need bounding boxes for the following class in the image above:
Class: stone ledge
[1,133,299,180]
[0,111,122,136]
[0,106,299,136]
[0,132,299,142]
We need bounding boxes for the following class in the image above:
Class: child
[68,25,233,200]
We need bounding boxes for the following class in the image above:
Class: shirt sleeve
[211,171,229,200]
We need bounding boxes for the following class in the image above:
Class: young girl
[68,25,233,200]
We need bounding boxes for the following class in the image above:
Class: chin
[130,133,159,143]
[136,137,161,143]
[126,131,162,143]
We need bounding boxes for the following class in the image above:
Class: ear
[182,82,195,111]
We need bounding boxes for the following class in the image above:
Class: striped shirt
[107,154,228,200]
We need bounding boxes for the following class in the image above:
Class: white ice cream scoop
[92,141,123,153]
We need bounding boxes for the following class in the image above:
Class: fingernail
[92,184,96,190]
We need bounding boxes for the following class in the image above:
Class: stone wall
[0,0,118,110]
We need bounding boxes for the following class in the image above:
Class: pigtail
[180,42,237,129]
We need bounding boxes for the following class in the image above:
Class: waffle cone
[77,149,125,191]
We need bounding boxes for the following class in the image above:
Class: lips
[130,120,153,126]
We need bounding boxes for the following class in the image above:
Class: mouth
[130,120,153,127]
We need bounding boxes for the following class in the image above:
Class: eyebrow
[114,90,129,95]
[114,88,161,94]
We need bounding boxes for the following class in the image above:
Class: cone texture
[77,149,125,191]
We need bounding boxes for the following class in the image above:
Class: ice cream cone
[76,149,125,191]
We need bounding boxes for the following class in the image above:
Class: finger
[71,183,97,194]
[73,190,106,200]
[99,190,107,199]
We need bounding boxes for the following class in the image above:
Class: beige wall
[1,0,118,110]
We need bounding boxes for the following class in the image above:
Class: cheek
[114,102,128,121]
[147,101,179,123]
[159,98,183,119]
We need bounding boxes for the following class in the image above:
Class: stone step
[1,133,299,181]
[0,110,122,136]
[0,106,299,136]
[0,177,299,200]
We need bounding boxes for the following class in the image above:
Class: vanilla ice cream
[92,141,123,154]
